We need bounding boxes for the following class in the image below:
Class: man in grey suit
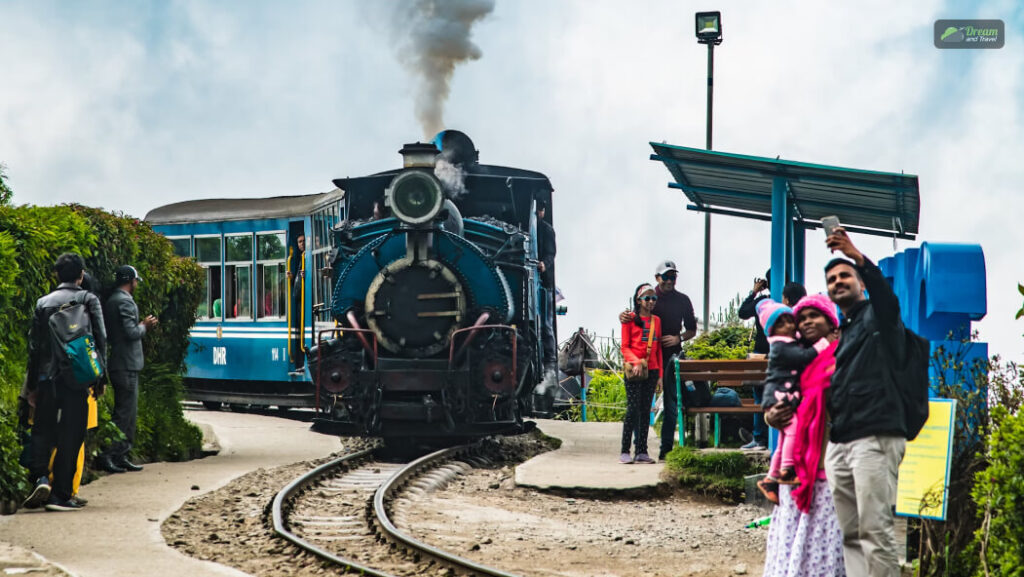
[96,265,157,473]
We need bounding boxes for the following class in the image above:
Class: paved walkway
[516,419,666,491]
[0,410,340,577]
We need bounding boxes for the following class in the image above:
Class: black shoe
[22,476,51,509]
[114,456,143,472]
[96,455,126,474]
[70,495,88,507]
[44,496,84,512]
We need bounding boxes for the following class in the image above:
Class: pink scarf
[789,340,838,513]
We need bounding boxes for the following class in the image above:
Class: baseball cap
[655,260,678,276]
[115,265,142,284]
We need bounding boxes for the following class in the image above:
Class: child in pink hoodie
[755,299,830,503]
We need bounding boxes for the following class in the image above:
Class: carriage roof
[145,189,344,225]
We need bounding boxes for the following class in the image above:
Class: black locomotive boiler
[309,131,556,439]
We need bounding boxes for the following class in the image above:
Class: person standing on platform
[619,260,697,461]
[762,294,845,577]
[620,284,662,465]
[96,265,156,474]
[23,253,107,511]
[824,227,907,577]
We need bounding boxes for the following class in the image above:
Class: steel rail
[270,447,396,577]
[374,445,524,577]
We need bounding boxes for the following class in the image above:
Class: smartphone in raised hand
[822,215,841,237]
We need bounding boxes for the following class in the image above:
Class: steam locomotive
[309,130,555,438]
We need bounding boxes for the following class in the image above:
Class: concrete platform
[0,410,341,577]
[516,419,665,492]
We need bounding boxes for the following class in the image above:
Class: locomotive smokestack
[399,142,440,168]
[388,0,495,139]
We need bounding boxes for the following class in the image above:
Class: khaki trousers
[826,435,906,577]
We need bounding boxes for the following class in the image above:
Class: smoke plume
[390,0,495,139]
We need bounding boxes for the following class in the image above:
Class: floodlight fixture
[695,11,723,45]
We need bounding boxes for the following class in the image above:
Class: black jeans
[621,370,659,455]
[30,380,88,501]
[659,353,681,456]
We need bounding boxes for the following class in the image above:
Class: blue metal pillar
[786,217,796,283]
[792,222,806,286]
[770,177,788,301]
[768,177,788,454]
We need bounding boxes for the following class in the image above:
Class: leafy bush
[683,325,752,360]
[664,446,765,502]
[971,407,1024,577]
[567,369,626,422]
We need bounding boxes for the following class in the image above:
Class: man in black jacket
[536,200,557,371]
[824,228,907,577]
[96,265,157,474]
[23,253,107,511]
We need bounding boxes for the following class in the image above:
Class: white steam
[434,157,468,198]
[389,0,495,139]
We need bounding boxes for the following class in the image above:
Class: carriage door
[287,223,308,369]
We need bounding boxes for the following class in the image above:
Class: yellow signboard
[896,399,957,520]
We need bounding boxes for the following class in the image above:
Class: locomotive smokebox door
[365,256,466,357]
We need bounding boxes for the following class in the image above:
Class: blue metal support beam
[793,222,806,286]
[770,177,788,301]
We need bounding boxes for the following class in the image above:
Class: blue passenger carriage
[146,192,343,409]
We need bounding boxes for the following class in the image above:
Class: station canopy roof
[650,143,920,240]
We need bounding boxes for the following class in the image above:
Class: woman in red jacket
[619,283,663,464]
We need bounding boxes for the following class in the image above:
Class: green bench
[674,358,767,448]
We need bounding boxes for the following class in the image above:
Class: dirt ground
[163,434,768,576]
[399,465,767,577]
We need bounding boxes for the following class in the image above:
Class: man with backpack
[96,265,157,474]
[823,227,911,577]
[23,253,107,512]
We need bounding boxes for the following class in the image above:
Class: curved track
[271,444,522,577]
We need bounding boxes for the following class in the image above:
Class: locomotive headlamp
[387,171,445,225]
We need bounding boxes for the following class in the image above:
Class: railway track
[271,443,522,577]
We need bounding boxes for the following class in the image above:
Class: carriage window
[256,232,286,319]
[310,202,340,322]
[224,234,253,320]
[195,236,221,319]
[168,237,191,257]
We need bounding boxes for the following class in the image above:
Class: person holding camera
[739,272,807,450]
[619,283,663,465]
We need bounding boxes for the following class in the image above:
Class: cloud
[1,0,1021,361]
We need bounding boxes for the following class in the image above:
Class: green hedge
[971,406,1024,576]
[0,178,204,504]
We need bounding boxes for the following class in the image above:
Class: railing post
[676,357,685,447]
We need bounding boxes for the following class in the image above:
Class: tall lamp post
[695,11,722,333]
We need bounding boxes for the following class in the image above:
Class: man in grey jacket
[24,253,107,511]
[96,265,157,473]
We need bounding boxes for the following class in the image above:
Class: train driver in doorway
[286,233,307,371]
[535,199,557,379]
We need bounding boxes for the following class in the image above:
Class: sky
[2,0,1023,363]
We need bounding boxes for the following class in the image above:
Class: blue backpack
[48,291,104,387]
